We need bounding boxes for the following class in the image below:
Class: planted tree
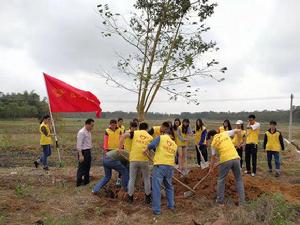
[97,0,226,121]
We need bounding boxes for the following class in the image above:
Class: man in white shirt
[245,114,260,177]
[76,118,94,186]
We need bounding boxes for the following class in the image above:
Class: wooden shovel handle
[192,171,210,190]
[173,176,195,193]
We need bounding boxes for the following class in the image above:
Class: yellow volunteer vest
[173,128,179,145]
[106,128,120,149]
[176,125,188,147]
[232,130,246,147]
[130,130,153,161]
[218,126,228,133]
[211,132,240,164]
[124,131,133,152]
[246,126,260,144]
[152,126,161,139]
[39,122,52,145]
[265,131,281,152]
[118,125,125,134]
[194,127,207,145]
[153,135,178,166]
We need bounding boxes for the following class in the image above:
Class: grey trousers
[128,161,151,196]
[216,159,245,204]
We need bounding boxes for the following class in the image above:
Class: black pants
[195,145,208,165]
[245,144,257,174]
[236,147,243,168]
[76,149,91,186]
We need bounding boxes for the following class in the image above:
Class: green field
[0,118,299,225]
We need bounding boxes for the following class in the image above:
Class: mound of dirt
[174,167,300,203]
[101,167,300,204]
[174,167,264,203]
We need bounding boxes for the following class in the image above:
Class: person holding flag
[34,115,53,171]
[43,73,102,167]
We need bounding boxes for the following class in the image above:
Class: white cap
[236,120,243,125]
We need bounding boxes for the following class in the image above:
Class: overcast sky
[0,0,299,113]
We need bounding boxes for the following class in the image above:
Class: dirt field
[0,119,300,225]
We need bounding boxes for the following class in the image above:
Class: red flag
[43,73,102,117]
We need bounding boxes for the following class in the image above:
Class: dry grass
[0,119,299,225]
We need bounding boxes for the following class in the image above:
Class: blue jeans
[267,151,280,170]
[152,165,175,214]
[93,157,129,193]
[39,145,51,167]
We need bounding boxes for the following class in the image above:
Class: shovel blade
[200,162,209,169]
[183,191,194,198]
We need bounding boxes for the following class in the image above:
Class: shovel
[196,145,209,169]
[183,168,210,198]
[145,150,196,195]
[183,162,220,197]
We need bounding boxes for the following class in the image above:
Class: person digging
[144,122,178,215]
[206,129,245,206]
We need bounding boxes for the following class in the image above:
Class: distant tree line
[0,91,299,123]
[0,91,48,119]
[102,110,300,123]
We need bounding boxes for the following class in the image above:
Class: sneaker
[145,194,152,204]
[43,166,49,171]
[127,195,133,204]
[251,173,255,177]
[268,169,273,173]
[153,211,161,215]
[34,161,39,168]
[116,178,122,187]
[275,171,280,177]
[244,170,250,174]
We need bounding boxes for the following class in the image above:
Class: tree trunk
[137,109,145,122]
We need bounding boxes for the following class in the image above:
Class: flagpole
[43,73,62,166]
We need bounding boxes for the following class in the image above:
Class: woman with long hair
[34,115,53,171]
[173,118,181,165]
[176,118,192,175]
[218,119,232,133]
[194,119,208,165]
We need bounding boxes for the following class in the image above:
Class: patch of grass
[15,183,27,198]
[227,193,300,225]
[43,215,77,225]
[107,210,129,225]
[235,193,299,225]
[95,206,105,216]
[0,213,6,225]
[0,133,12,148]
